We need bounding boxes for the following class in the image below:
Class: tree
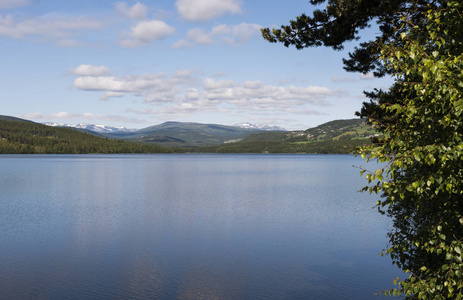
[262,0,463,298]
[261,0,438,77]
[359,3,463,298]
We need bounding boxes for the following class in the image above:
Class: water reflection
[0,154,400,299]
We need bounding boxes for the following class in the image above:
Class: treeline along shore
[0,118,180,154]
[0,116,374,154]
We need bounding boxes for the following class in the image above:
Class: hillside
[0,116,178,154]
[0,116,376,154]
[0,115,35,123]
[193,118,376,154]
[103,121,270,147]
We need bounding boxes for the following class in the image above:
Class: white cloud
[74,76,129,92]
[0,14,102,45]
[174,23,261,48]
[231,23,262,44]
[0,0,30,9]
[211,24,231,35]
[100,91,126,101]
[115,2,148,20]
[176,0,242,22]
[172,39,191,49]
[70,65,112,76]
[184,88,200,100]
[71,68,341,119]
[185,28,213,45]
[203,78,337,106]
[72,69,196,103]
[118,19,175,47]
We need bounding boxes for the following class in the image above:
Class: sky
[1,0,392,130]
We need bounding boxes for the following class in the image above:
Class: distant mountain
[239,118,376,143]
[303,118,378,141]
[0,117,177,154]
[192,118,377,154]
[233,123,287,131]
[0,115,35,123]
[41,121,285,146]
[43,122,137,134]
[0,115,378,154]
[102,121,273,147]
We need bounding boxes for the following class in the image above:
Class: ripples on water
[0,154,401,299]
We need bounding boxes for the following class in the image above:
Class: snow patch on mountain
[233,123,287,131]
[42,122,137,133]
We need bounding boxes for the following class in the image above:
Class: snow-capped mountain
[42,121,286,134]
[42,122,137,134]
[233,123,287,131]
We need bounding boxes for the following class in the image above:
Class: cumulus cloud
[176,0,242,22]
[70,67,341,120]
[186,28,214,45]
[118,19,175,47]
[70,64,112,76]
[230,22,262,43]
[100,91,126,101]
[115,2,148,20]
[173,22,261,48]
[72,69,196,102]
[0,14,102,45]
[0,0,30,9]
[203,78,338,108]
[184,88,200,100]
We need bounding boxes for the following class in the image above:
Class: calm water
[0,154,401,299]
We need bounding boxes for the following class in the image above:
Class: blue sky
[1,0,391,130]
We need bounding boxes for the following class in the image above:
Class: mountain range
[0,115,176,154]
[43,121,286,134]
[100,121,286,147]
[233,123,287,131]
[1,115,376,153]
[42,122,138,134]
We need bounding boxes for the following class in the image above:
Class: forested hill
[102,121,268,147]
[0,116,376,154]
[0,116,178,154]
[0,115,34,123]
[193,119,376,154]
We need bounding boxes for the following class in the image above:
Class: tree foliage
[193,139,368,154]
[261,0,439,77]
[357,2,463,298]
[0,120,181,154]
[263,0,463,298]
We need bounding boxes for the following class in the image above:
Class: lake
[0,154,401,299]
